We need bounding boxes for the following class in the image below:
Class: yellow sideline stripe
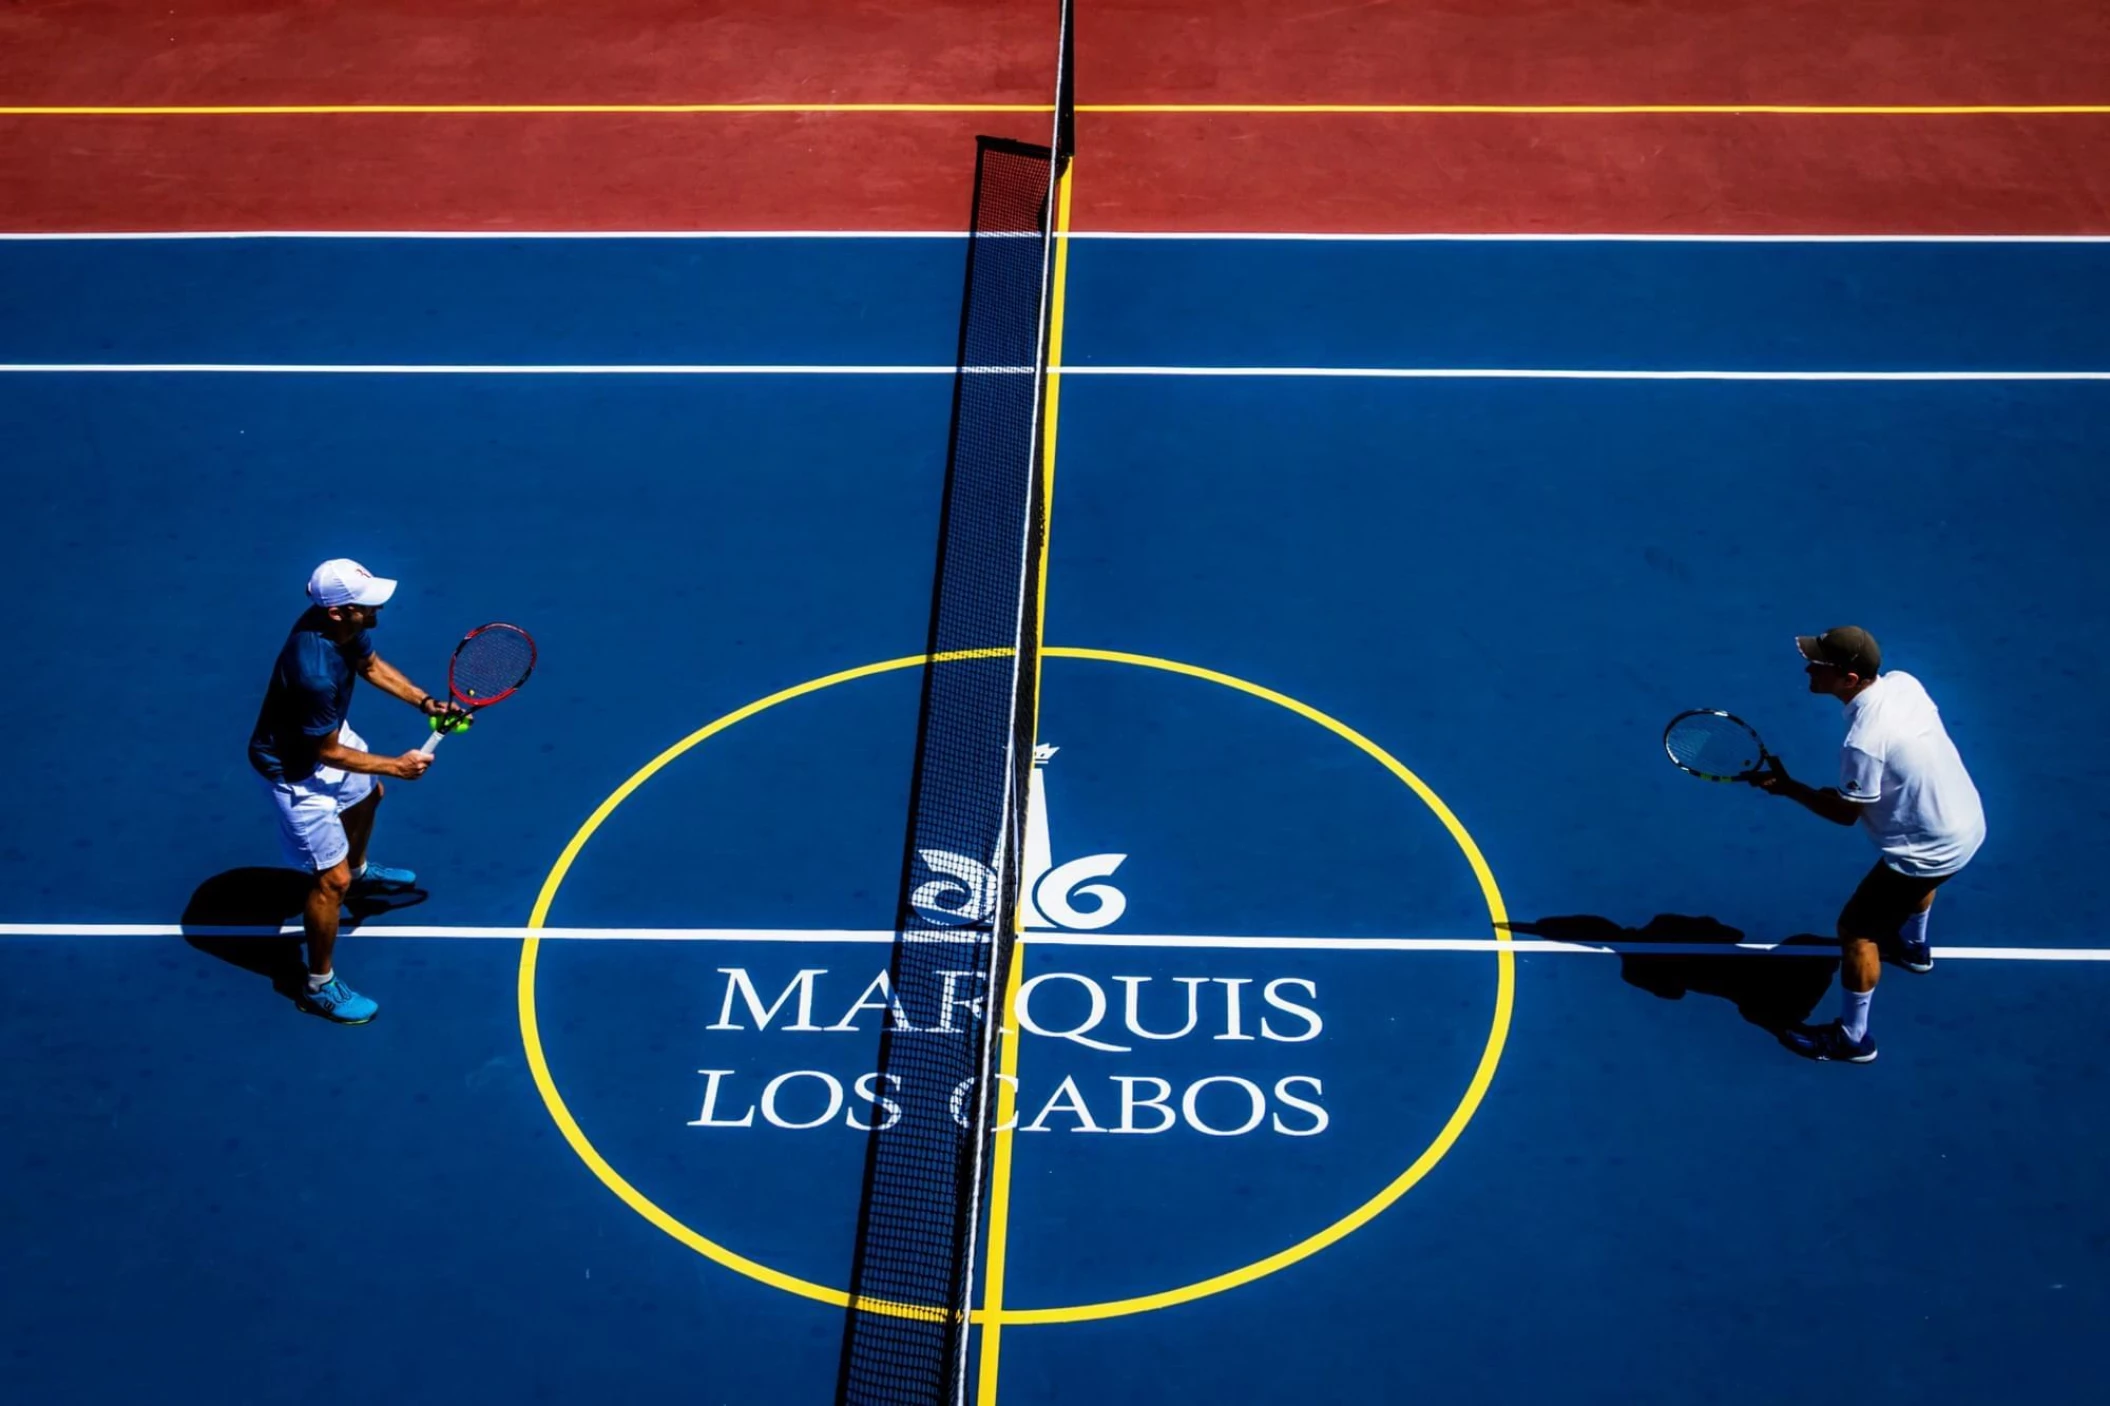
[976,155,1075,1406]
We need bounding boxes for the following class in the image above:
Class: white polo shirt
[1839,671,1986,877]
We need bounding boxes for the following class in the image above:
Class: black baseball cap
[1796,626,1882,677]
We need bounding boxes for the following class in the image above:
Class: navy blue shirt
[249,609,375,781]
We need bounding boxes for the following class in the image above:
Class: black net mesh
[834,41,1072,1405]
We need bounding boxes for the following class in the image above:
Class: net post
[1054,0,1076,169]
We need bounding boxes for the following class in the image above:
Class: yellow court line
[5,102,2108,116]
[1031,164,1075,759]
[521,645,1515,1331]
[1090,102,2110,115]
[0,102,1046,116]
[518,648,1019,1325]
[990,648,1516,1327]
[973,940,1031,1404]
[977,155,1075,1406]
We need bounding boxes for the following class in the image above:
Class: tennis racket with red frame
[417,623,537,755]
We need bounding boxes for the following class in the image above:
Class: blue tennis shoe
[299,977,379,1025]
[351,862,416,890]
[1781,1020,1877,1064]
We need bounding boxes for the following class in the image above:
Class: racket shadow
[180,866,427,1004]
[1504,913,1836,1035]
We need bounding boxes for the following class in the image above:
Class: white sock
[1898,907,1930,948]
[1840,988,1874,1042]
[308,969,334,992]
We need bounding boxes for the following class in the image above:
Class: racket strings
[1665,713,1763,777]
[451,626,535,702]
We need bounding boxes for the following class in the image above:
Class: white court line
[3,230,2110,243]
[0,362,963,375]
[1069,231,2110,245]
[2,363,2107,380]
[0,923,889,942]
[2,923,2106,960]
[1063,367,2110,381]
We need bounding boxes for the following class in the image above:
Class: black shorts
[1838,860,1949,941]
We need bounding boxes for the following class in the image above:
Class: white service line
[1060,366,2110,381]
[0,923,895,942]
[1069,231,2110,244]
[2,363,2106,380]
[1026,933,2110,960]
[0,362,963,375]
[2,922,2107,961]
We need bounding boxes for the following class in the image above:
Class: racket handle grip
[416,729,446,757]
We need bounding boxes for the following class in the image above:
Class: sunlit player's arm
[1750,759,1865,826]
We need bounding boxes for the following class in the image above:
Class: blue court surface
[4,234,2109,1404]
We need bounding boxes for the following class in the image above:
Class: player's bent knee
[1836,899,1895,945]
[1835,936,1883,979]
[315,861,353,899]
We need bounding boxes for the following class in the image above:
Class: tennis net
[834,4,1073,1403]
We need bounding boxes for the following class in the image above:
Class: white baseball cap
[306,558,398,608]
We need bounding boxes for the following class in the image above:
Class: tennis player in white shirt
[1753,626,1986,1063]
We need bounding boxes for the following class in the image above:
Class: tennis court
[4,4,2109,1404]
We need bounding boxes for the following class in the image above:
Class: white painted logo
[909,743,1129,932]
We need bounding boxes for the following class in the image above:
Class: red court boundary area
[6,112,2106,235]
[1091,0,2110,108]
[0,0,1062,106]
[1082,113,2110,235]
[4,1,2101,108]
[0,114,1009,233]
[3,0,2107,234]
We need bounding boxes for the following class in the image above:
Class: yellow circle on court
[519,646,1514,1325]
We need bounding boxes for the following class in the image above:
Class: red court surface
[4,0,2106,234]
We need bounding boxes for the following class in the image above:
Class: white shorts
[258,724,378,872]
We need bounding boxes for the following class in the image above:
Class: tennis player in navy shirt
[249,559,463,1023]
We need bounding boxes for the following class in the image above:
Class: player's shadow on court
[181,867,427,1001]
[1503,914,1836,1034]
